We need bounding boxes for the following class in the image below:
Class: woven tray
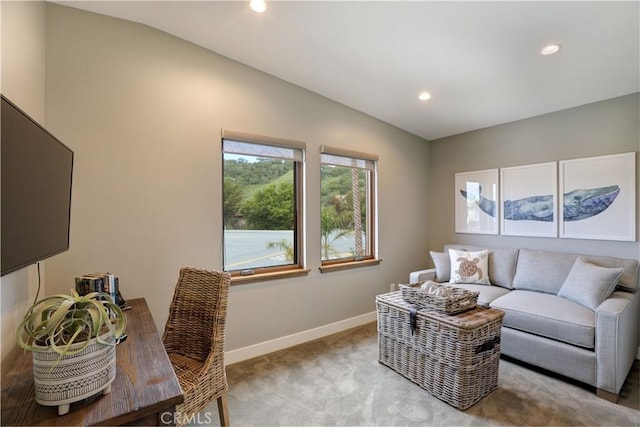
[399,282,478,314]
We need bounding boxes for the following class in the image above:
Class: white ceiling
[54,1,639,141]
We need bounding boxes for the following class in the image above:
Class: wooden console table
[1,298,184,426]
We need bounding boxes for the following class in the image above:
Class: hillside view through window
[223,154,296,272]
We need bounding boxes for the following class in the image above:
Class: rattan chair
[163,267,231,426]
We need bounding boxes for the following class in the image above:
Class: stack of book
[75,272,120,305]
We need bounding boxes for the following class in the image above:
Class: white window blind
[223,130,305,161]
[319,145,377,170]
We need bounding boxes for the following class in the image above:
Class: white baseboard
[225,311,377,365]
[225,316,640,364]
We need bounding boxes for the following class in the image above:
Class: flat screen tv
[1,95,74,276]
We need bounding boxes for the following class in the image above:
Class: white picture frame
[500,162,558,237]
[559,152,636,241]
[455,169,499,235]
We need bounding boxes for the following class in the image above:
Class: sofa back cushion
[513,249,639,294]
[489,248,519,290]
[443,244,518,289]
[513,249,577,294]
[580,255,638,292]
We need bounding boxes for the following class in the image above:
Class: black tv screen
[1,95,74,276]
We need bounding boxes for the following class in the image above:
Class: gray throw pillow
[429,251,450,282]
[558,257,624,310]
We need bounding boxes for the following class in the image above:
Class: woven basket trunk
[377,291,503,410]
[31,333,116,415]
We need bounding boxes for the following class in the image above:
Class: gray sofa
[409,244,639,402]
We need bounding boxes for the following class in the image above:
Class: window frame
[318,145,380,273]
[222,130,308,284]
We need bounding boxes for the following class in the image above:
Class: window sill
[230,268,310,285]
[319,258,382,273]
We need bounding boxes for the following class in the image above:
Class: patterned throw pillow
[449,249,491,285]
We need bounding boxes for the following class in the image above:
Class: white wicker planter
[31,333,117,415]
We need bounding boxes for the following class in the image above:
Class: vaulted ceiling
[54,1,639,140]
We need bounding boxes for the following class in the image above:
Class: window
[222,130,307,282]
[320,145,379,272]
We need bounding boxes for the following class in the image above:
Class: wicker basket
[376,291,504,410]
[399,282,478,315]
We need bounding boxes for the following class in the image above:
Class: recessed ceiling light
[250,0,266,13]
[541,44,561,55]
[418,91,431,101]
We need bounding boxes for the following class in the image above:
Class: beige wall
[428,93,639,259]
[43,4,431,352]
[0,0,47,378]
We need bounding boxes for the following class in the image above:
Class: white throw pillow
[449,249,490,285]
[558,257,624,310]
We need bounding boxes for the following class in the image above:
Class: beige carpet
[203,322,639,426]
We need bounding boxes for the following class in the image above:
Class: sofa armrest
[409,268,436,284]
[595,290,639,395]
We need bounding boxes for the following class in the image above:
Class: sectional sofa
[408,244,639,402]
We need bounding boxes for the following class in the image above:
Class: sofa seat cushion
[490,290,595,349]
[445,283,511,307]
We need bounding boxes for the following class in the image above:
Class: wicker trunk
[376,291,504,410]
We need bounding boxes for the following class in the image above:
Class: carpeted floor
[202,322,639,426]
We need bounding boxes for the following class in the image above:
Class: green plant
[321,206,351,260]
[16,290,127,356]
[267,239,294,262]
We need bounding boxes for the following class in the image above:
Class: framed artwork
[500,162,557,237]
[455,169,498,234]
[559,152,636,241]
